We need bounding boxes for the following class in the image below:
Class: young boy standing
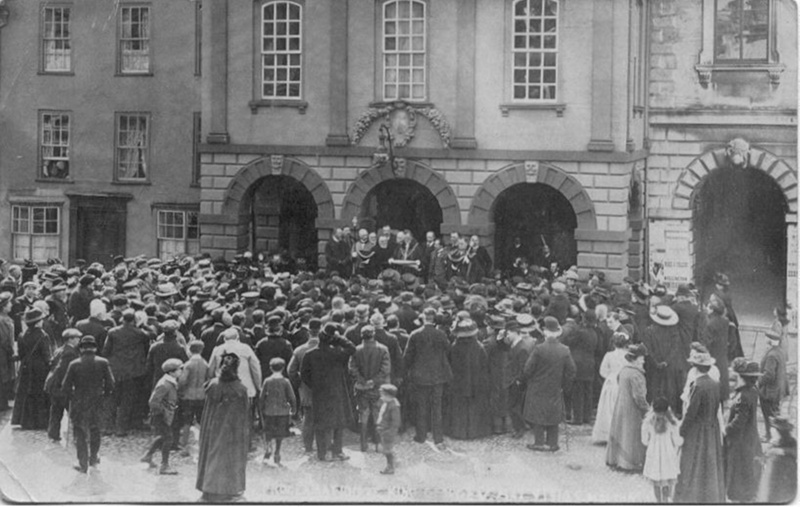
[142,358,183,475]
[177,340,209,455]
[259,357,296,465]
[376,383,401,475]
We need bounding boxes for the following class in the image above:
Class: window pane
[262,2,303,99]
[741,0,768,59]
[120,7,151,73]
[715,0,742,60]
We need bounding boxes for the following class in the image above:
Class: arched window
[511,0,558,101]
[382,0,426,101]
[261,1,302,99]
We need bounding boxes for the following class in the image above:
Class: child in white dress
[591,332,630,444]
[641,397,683,503]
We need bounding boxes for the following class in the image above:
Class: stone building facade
[198,0,650,285]
[645,0,797,327]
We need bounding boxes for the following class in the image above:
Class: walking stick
[561,396,570,451]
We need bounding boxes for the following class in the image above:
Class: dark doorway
[493,183,578,272]
[249,176,318,268]
[360,179,443,241]
[694,167,787,325]
[70,195,129,269]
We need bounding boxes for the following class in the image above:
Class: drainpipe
[642,0,652,284]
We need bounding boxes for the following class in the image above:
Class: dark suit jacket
[47,343,80,397]
[62,352,114,425]
[301,337,356,430]
[103,323,150,381]
[68,286,93,324]
[404,324,452,386]
[522,338,576,426]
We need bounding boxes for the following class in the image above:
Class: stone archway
[671,145,798,213]
[469,163,598,230]
[468,163,601,274]
[221,156,335,220]
[340,159,461,226]
[199,156,334,263]
[669,143,798,330]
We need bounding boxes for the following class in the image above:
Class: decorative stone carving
[393,157,407,178]
[725,138,750,169]
[351,101,451,148]
[524,161,539,183]
[270,155,284,175]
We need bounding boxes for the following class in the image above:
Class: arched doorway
[359,179,443,241]
[247,175,318,268]
[694,166,788,323]
[493,183,578,273]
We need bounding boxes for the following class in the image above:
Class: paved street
[0,415,655,503]
[0,331,794,503]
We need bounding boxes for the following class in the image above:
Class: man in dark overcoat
[562,310,598,425]
[670,284,700,354]
[700,297,731,403]
[67,274,95,325]
[46,328,82,442]
[522,316,576,452]
[403,307,453,449]
[301,322,356,461]
[758,329,789,441]
[61,336,115,473]
[507,317,536,439]
[103,309,150,436]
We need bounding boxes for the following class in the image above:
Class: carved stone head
[726,138,750,169]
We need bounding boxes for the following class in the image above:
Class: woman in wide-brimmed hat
[641,305,685,416]
[674,346,725,503]
[444,319,492,440]
[11,308,51,430]
[724,358,763,502]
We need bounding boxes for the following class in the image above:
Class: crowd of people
[0,227,795,503]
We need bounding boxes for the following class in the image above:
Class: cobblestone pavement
[0,418,654,503]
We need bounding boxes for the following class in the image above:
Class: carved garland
[351,102,452,148]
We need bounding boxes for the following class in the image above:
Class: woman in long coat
[700,298,731,403]
[674,349,725,503]
[196,353,250,502]
[724,359,763,502]
[606,343,649,471]
[12,308,51,430]
[591,332,629,444]
[445,320,492,439]
[0,293,16,411]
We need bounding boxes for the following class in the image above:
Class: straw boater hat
[516,313,536,332]
[650,305,679,326]
[155,283,179,298]
[687,348,716,367]
[454,319,479,338]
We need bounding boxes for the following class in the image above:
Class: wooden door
[72,197,127,268]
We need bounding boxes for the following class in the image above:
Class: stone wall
[199,151,638,283]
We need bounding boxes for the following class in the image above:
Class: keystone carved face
[726,138,750,169]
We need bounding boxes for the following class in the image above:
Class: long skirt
[591,377,618,444]
[444,395,491,440]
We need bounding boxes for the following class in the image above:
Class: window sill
[115,72,154,77]
[36,178,74,184]
[499,102,566,117]
[248,99,308,114]
[112,180,151,186]
[694,62,785,88]
[37,71,74,76]
[369,100,434,109]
